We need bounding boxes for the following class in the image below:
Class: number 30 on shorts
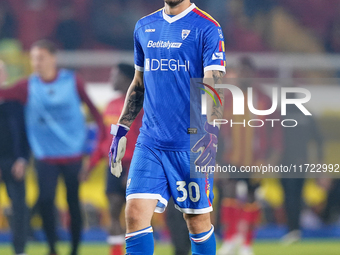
[176,181,201,203]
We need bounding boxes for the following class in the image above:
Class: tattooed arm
[118,70,145,127]
[204,70,225,124]
[191,70,225,167]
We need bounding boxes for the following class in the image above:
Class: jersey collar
[162,3,196,24]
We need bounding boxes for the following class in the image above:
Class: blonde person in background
[0,41,105,255]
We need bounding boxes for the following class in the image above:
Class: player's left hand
[11,158,27,181]
[109,124,129,178]
[79,158,91,182]
[191,122,219,168]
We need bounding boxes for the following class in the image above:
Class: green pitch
[0,241,339,255]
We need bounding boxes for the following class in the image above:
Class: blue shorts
[126,143,214,214]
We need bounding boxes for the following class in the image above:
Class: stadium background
[0,0,340,254]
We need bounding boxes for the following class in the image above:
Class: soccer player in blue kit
[109,0,226,254]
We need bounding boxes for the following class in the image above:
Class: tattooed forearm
[118,82,144,127]
[211,70,225,120]
[213,70,224,84]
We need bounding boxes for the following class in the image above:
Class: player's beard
[165,0,185,8]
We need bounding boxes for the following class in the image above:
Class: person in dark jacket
[280,95,324,245]
[0,60,30,255]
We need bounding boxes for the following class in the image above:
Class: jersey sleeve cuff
[135,65,144,72]
[204,65,226,74]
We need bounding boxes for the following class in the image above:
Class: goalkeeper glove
[191,122,219,168]
[109,124,129,177]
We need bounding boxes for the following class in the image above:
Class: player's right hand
[109,124,129,178]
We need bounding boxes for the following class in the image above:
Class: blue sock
[189,225,216,255]
[125,226,154,255]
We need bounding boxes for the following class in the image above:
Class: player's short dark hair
[31,40,58,54]
[239,56,256,71]
[117,63,135,80]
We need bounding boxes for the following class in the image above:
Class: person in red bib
[217,57,282,255]
[89,64,142,255]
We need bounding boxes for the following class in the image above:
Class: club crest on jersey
[182,30,191,40]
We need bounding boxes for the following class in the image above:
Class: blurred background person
[165,198,191,255]
[0,60,29,255]
[325,6,340,53]
[280,92,324,244]
[0,40,105,255]
[0,59,7,83]
[88,63,142,255]
[217,57,283,255]
[55,3,82,50]
[90,0,138,50]
[321,179,340,224]
[0,1,17,41]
